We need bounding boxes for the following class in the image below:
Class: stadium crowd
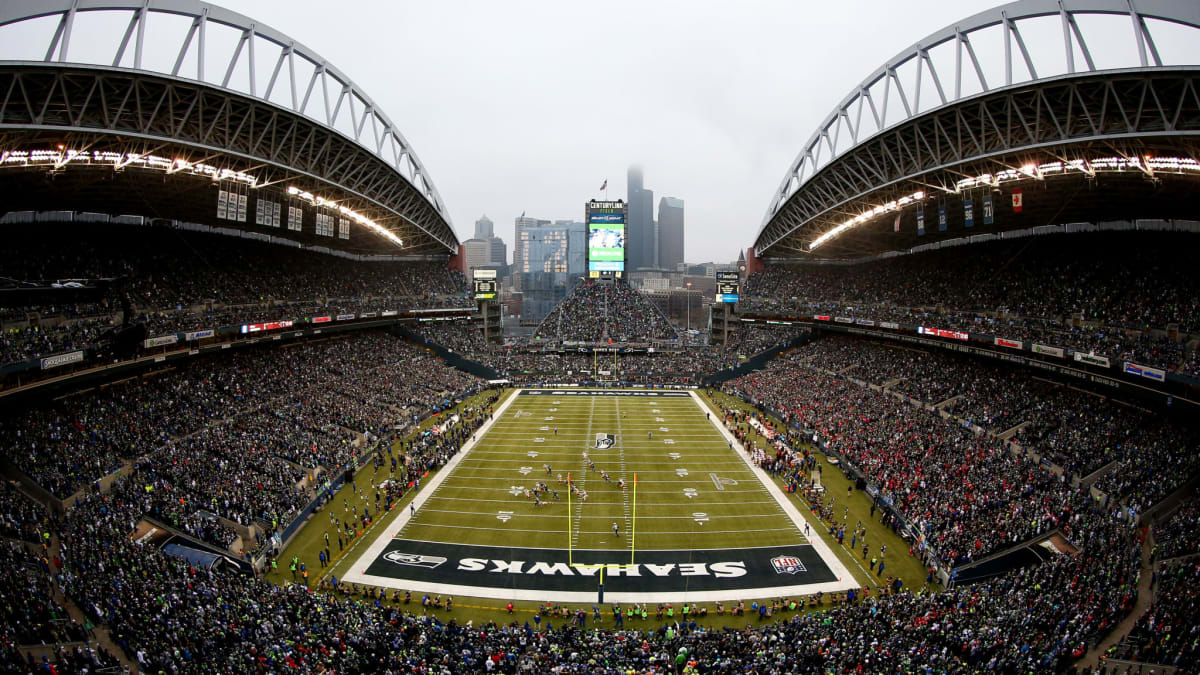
[723,336,1198,567]
[740,232,1197,375]
[414,321,805,386]
[0,223,470,367]
[533,281,678,343]
[0,224,1195,671]
[1,332,483,544]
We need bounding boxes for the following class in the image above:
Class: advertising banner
[1032,343,1064,358]
[143,335,179,348]
[1074,352,1111,368]
[40,351,84,370]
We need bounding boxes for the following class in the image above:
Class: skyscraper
[657,196,685,272]
[512,215,549,292]
[626,166,656,269]
[514,218,586,323]
[474,214,494,239]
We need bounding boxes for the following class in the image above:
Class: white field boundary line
[689,390,859,590]
[334,386,524,582]
[339,388,861,603]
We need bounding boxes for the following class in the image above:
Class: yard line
[417,508,789,521]
[409,523,797,535]
[422,495,783,507]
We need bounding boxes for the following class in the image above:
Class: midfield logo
[595,433,615,449]
[383,552,448,569]
[770,555,807,575]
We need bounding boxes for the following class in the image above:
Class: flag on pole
[1011,189,1023,213]
[893,212,901,232]
[599,179,607,191]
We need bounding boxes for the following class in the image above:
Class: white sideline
[339,389,860,603]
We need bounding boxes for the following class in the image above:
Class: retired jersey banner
[917,207,925,236]
[937,204,947,232]
[964,199,974,228]
[983,193,994,225]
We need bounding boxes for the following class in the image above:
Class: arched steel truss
[0,0,456,253]
[757,0,1200,256]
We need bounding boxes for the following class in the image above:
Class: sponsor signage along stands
[994,337,1023,349]
[1074,352,1111,368]
[879,321,900,330]
[143,335,179,348]
[312,316,332,324]
[184,329,214,341]
[240,320,294,334]
[381,310,398,316]
[40,350,84,370]
[1032,343,1064,358]
[336,313,356,321]
[834,316,853,324]
[1125,362,1166,381]
[855,319,875,326]
[814,315,831,321]
[918,326,968,341]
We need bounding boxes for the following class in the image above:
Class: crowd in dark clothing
[416,322,805,385]
[0,223,469,367]
[740,232,1197,374]
[1,332,483,552]
[533,281,678,343]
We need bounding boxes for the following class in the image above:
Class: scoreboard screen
[586,200,627,274]
[473,269,497,301]
[715,271,740,303]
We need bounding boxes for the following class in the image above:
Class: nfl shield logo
[770,555,806,575]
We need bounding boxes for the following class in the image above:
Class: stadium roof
[0,0,457,255]
[755,0,1200,260]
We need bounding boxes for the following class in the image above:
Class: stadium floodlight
[808,190,924,251]
[288,185,403,247]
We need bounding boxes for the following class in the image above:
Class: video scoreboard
[715,271,740,303]
[472,269,497,301]
[585,200,627,278]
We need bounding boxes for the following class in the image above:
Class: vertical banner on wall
[937,203,947,232]
[916,207,925,236]
[964,198,974,228]
[983,193,994,225]
[1012,189,1024,213]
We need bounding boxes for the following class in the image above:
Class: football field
[341,389,855,603]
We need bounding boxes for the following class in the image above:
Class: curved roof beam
[759,0,1200,251]
[0,0,452,235]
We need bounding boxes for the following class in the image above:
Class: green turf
[402,392,800,553]
[271,386,938,630]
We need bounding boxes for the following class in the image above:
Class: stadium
[0,0,1197,673]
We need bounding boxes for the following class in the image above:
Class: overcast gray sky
[204,0,1006,263]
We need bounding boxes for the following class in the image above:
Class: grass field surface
[401,391,803,553]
